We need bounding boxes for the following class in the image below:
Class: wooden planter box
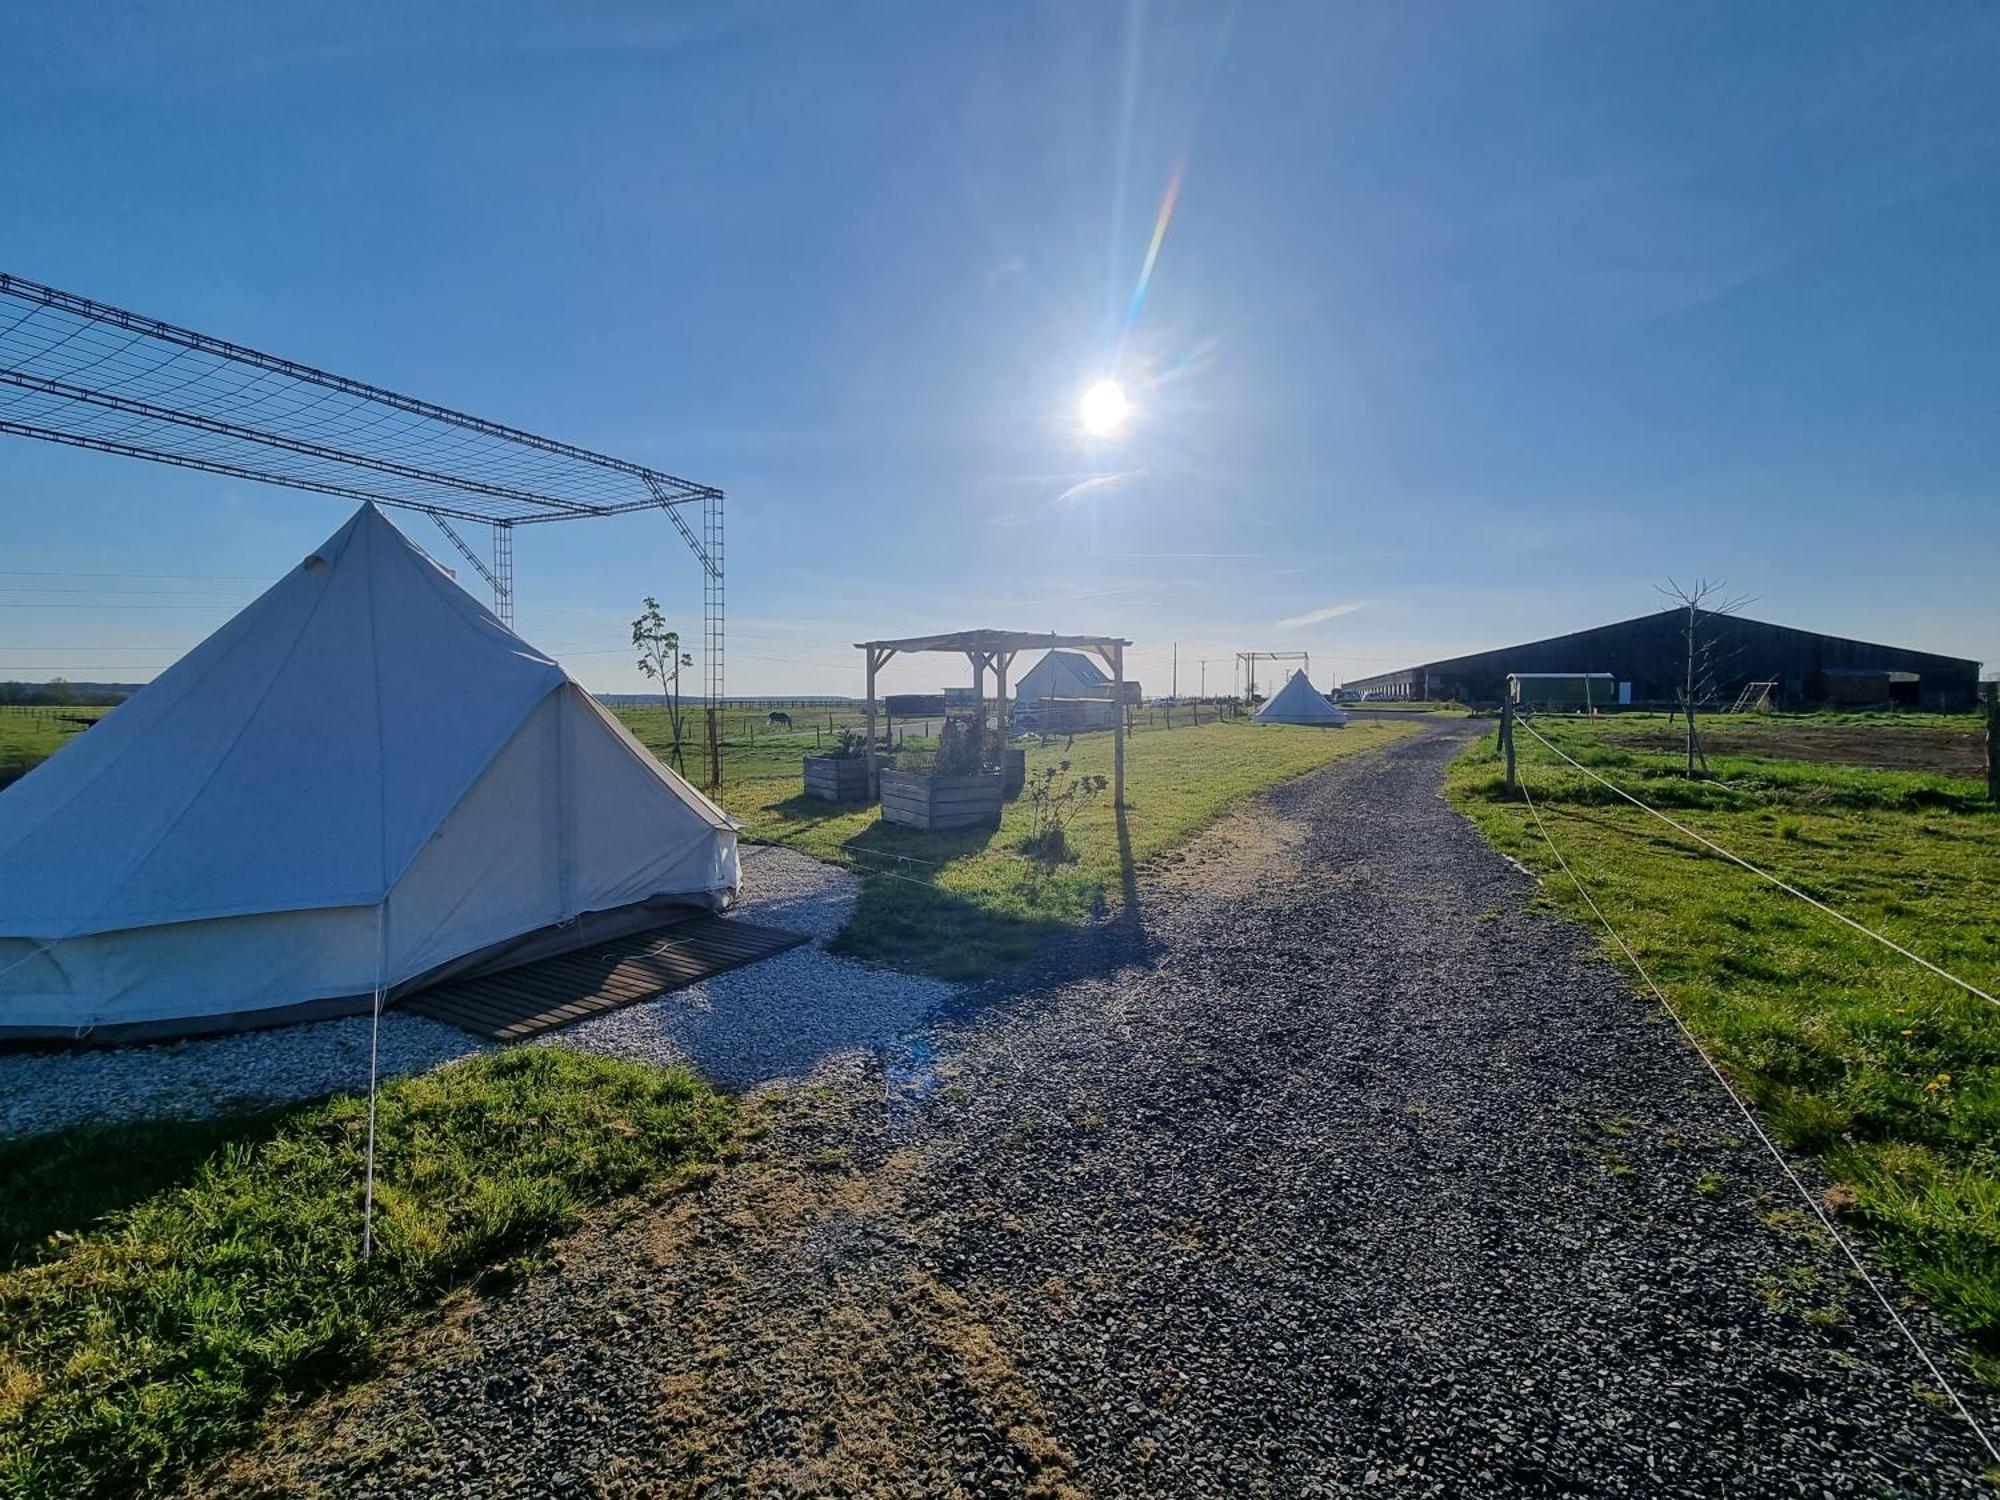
[879,769,1004,830]
[802,755,870,802]
[1000,747,1026,799]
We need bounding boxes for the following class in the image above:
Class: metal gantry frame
[0,270,724,732]
[1236,650,1310,701]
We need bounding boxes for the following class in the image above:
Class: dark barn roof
[1347,610,1981,708]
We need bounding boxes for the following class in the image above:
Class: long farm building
[1346,610,1982,710]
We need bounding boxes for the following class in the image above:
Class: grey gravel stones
[203,723,2000,1496]
[0,843,949,1136]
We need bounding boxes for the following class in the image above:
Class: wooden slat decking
[399,914,810,1042]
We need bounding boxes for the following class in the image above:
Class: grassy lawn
[0,705,110,783]
[1447,714,2000,1377]
[608,699,1262,784]
[718,717,1420,979]
[0,1049,733,1498]
[1343,700,1472,715]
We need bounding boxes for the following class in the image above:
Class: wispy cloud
[1055,469,1145,506]
[1275,600,1368,631]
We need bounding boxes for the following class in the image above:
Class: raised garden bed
[802,754,871,803]
[879,768,1004,830]
[1000,746,1026,798]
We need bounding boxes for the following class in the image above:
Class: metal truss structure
[0,271,723,699]
[1236,650,1310,701]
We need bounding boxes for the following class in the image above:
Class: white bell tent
[1253,669,1349,726]
[0,503,737,1042]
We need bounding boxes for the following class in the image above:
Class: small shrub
[1019,762,1108,864]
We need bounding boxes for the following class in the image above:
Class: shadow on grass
[0,1107,294,1271]
[822,804,1158,984]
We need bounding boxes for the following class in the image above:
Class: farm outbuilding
[1346,610,1982,709]
[1014,650,1112,708]
[0,504,738,1042]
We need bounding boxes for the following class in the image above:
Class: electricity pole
[1172,641,1178,699]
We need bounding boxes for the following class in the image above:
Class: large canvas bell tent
[1253,669,1349,726]
[0,504,737,1042]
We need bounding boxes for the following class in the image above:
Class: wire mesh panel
[0,272,719,526]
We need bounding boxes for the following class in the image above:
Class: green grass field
[1447,713,2000,1377]
[607,698,1256,785]
[0,1049,733,1498]
[718,716,1420,979]
[0,705,110,782]
[1342,700,1472,714]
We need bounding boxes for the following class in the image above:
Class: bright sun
[1079,378,1131,437]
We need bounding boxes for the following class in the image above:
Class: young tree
[632,596,693,774]
[1655,576,1753,777]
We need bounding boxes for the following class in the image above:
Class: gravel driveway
[208,723,1999,1497]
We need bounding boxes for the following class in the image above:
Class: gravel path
[0,845,947,1136]
[204,721,2000,1498]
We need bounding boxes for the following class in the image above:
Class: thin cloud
[1055,469,1145,506]
[1275,601,1368,631]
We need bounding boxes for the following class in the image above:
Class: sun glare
[1079,378,1131,437]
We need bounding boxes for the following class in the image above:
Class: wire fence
[1508,734,2000,1468]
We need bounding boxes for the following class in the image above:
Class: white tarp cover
[1254,669,1350,725]
[0,503,737,1037]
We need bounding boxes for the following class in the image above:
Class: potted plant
[879,713,1004,830]
[802,727,876,802]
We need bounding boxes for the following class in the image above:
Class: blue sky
[3,1,1996,697]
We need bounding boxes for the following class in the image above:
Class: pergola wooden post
[993,650,1016,737]
[1109,640,1125,809]
[863,644,896,798]
[856,629,1133,808]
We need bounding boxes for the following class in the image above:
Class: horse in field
[768,710,793,730]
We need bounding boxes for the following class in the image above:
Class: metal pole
[491,520,513,627]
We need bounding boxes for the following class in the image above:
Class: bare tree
[1655,577,1754,776]
[632,596,693,774]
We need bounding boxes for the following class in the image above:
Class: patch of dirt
[197,1082,1084,1499]
[1615,724,1982,776]
[1145,800,1305,902]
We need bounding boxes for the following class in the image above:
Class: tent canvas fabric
[0,503,737,1041]
[1254,669,1349,725]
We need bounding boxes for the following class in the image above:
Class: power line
[1512,764,1999,1468]
[0,569,269,580]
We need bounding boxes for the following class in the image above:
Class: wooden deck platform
[399,914,810,1042]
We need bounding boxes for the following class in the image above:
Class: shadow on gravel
[1115,804,1143,940]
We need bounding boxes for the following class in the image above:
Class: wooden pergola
[856,629,1134,807]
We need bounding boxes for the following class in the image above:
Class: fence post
[1501,697,1517,796]
[1987,687,1998,803]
